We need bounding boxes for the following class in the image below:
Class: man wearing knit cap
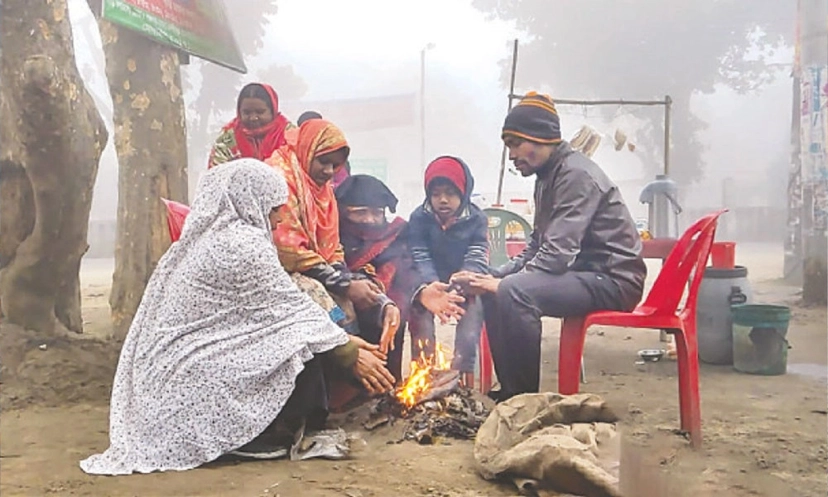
[463,92,647,402]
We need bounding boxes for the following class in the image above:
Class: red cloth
[424,156,466,195]
[227,84,290,162]
[162,198,190,242]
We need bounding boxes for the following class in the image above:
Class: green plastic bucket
[731,304,791,375]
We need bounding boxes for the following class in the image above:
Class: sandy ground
[1,243,826,496]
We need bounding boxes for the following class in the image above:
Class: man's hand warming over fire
[464,273,502,295]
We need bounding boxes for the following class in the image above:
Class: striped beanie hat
[501,91,562,145]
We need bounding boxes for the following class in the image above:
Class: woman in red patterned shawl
[267,120,404,381]
[208,83,294,168]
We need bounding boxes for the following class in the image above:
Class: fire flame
[395,340,452,409]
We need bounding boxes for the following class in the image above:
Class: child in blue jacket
[408,156,488,387]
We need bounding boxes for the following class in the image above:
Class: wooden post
[420,43,435,173]
[420,47,426,173]
[663,95,672,176]
[495,39,519,206]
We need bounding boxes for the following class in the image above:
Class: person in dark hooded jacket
[407,156,488,386]
[335,174,420,382]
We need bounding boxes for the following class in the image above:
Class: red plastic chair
[479,327,494,393]
[559,209,726,448]
[162,198,190,243]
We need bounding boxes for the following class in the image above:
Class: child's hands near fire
[417,282,465,324]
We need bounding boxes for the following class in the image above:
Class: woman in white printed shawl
[80,159,395,475]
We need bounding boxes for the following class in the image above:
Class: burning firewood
[362,342,491,443]
[417,370,460,404]
[396,341,453,408]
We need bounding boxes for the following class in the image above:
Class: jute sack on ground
[474,392,622,497]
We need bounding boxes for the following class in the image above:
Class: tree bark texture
[92,17,189,338]
[0,0,108,334]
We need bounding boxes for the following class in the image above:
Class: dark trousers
[247,356,329,450]
[482,270,625,397]
[278,356,329,431]
[410,295,485,373]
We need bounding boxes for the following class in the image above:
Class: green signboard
[102,0,246,73]
[349,158,388,183]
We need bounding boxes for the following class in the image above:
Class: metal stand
[640,175,683,343]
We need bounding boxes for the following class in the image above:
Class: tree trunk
[90,10,189,338]
[0,0,108,334]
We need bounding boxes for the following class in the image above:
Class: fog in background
[68,0,795,255]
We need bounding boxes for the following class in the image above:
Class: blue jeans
[409,295,484,373]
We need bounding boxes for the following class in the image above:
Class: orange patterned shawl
[267,119,348,272]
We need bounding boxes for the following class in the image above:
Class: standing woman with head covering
[266,120,402,368]
[207,83,294,169]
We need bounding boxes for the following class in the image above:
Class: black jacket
[492,142,647,310]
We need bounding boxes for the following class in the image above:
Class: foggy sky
[68,0,793,222]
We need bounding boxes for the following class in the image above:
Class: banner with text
[800,65,828,232]
[102,0,246,73]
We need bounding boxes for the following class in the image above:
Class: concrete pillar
[799,0,828,305]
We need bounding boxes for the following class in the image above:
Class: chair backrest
[162,198,190,243]
[483,207,533,267]
[641,209,727,315]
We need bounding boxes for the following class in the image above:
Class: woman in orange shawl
[284,111,352,189]
[267,120,402,366]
